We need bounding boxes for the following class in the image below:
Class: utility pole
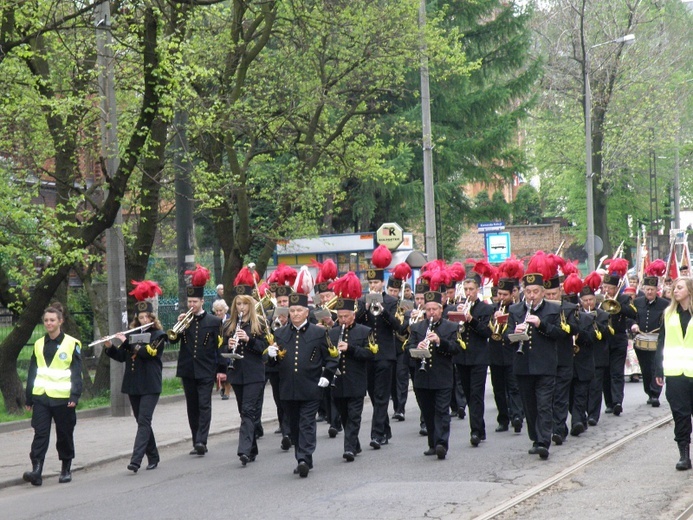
[173,111,195,307]
[95,2,129,417]
[419,0,437,261]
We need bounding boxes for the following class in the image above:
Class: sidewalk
[0,386,280,490]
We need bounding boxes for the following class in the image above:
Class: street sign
[486,232,511,263]
[477,221,505,233]
[376,222,404,250]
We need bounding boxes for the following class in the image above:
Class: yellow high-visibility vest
[662,309,693,377]
[32,335,80,399]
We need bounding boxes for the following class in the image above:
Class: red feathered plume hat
[329,272,363,311]
[289,266,313,307]
[524,251,553,287]
[267,263,298,292]
[581,271,603,297]
[498,255,525,282]
[185,264,211,298]
[129,280,162,314]
[367,245,392,281]
[643,259,666,287]
[312,259,339,294]
[232,266,259,298]
[603,258,629,286]
[388,262,412,290]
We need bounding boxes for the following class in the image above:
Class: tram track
[474,414,674,520]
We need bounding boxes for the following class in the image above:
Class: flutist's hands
[526,315,541,327]
[104,333,126,348]
[338,341,348,352]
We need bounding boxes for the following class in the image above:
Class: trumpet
[88,322,154,347]
[409,304,425,325]
[457,299,473,333]
[167,308,195,341]
[271,315,283,331]
[516,304,534,355]
[490,304,507,341]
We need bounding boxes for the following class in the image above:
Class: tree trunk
[592,104,612,256]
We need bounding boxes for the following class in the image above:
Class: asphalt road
[0,378,689,520]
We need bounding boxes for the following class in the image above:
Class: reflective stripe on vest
[33,336,79,399]
[662,310,693,377]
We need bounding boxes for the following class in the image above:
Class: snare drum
[634,332,658,351]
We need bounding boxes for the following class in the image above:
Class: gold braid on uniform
[457,330,467,350]
[367,331,379,354]
[560,310,571,334]
[326,332,340,358]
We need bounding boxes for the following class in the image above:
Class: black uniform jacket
[222,321,268,385]
[453,298,494,366]
[489,302,514,366]
[506,299,562,376]
[406,318,460,390]
[556,301,580,367]
[268,321,339,401]
[106,329,167,395]
[573,309,609,381]
[355,292,402,362]
[632,296,669,333]
[329,323,373,398]
[172,311,225,380]
[605,294,638,348]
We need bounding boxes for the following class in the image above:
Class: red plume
[429,269,452,292]
[526,251,555,281]
[498,255,524,280]
[448,262,466,282]
[257,282,271,298]
[185,264,211,287]
[645,259,666,277]
[329,272,363,299]
[312,258,338,283]
[293,265,314,295]
[563,274,583,295]
[584,272,602,292]
[421,259,446,274]
[233,266,258,287]
[371,245,392,269]
[547,254,566,270]
[129,280,163,302]
[390,262,412,281]
[562,260,580,277]
[608,258,629,278]
[473,260,496,284]
[268,264,298,286]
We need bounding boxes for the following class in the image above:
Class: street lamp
[584,34,635,272]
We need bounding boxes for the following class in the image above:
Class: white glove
[318,377,330,388]
[267,345,278,359]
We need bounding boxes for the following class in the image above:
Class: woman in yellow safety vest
[655,276,693,471]
[23,303,82,486]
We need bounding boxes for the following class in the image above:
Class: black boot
[22,459,43,487]
[59,459,73,483]
[676,444,692,471]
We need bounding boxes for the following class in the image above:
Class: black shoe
[59,460,72,483]
[676,444,692,471]
[127,463,139,473]
[380,437,389,446]
[457,410,466,420]
[512,417,522,433]
[423,448,436,456]
[146,461,159,471]
[343,451,355,462]
[194,442,206,455]
[495,424,509,432]
[528,446,539,455]
[328,427,339,438]
[651,398,660,408]
[605,407,613,414]
[570,423,585,437]
[255,427,264,439]
[646,397,653,405]
[419,426,428,436]
[612,403,623,416]
[552,433,563,446]
[316,415,326,423]
[240,454,250,466]
[248,455,257,463]
[393,412,405,421]
[281,436,292,451]
[296,461,310,478]
[435,445,447,460]
[537,446,550,460]
[221,394,230,400]
[587,417,598,427]
[470,433,481,447]
[370,438,381,450]
[22,459,43,487]
[274,427,282,434]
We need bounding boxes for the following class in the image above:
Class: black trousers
[490,363,523,427]
[570,378,591,429]
[634,348,662,400]
[517,374,555,449]
[456,363,487,437]
[266,371,289,436]
[552,364,573,439]
[367,359,394,440]
[450,364,468,414]
[30,400,76,461]
[283,399,320,466]
[414,387,452,449]
[128,393,160,466]
[665,375,693,445]
[181,377,214,446]
[324,386,341,430]
[232,382,265,457]
[608,339,628,405]
[588,366,609,422]
[392,353,410,415]
[334,396,365,454]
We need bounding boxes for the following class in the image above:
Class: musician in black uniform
[266,292,339,477]
[222,292,268,465]
[506,273,562,460]
[601,271,637,416]
[572,283,609,434]
[356,263,401,449]
[329,281,374,462]
[171,266,225,456]
[489,278,523,433]
[631,274,668,407]
[453,274,494,447]
[269,285,292,450]
[407,290,461,459]
[104,284,167,473]
[544,276,580,446]
[386,266,411,423]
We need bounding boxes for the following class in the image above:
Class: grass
[0,377,185,424]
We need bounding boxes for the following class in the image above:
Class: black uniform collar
[44,331,65,345]
[291,320,309,332]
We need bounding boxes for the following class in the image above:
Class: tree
[512,184,542,224]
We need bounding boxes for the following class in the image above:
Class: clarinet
[331,324,346,388]
[228,312,245,369]
[419,318,435,372]
[516,304,533,355]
